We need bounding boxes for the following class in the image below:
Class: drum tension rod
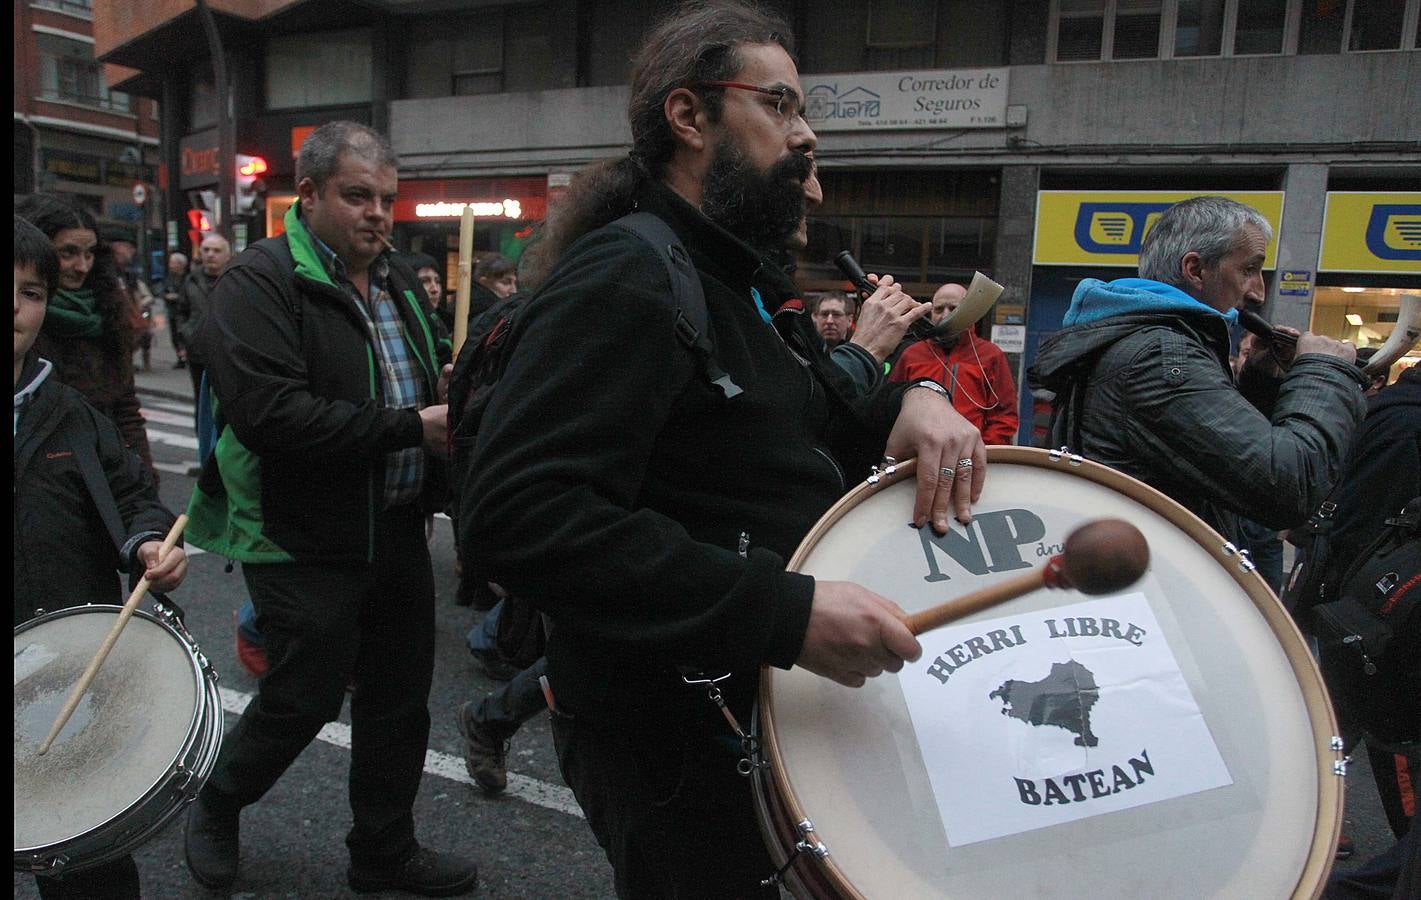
[760,819,830,889]
[679,670,761,775]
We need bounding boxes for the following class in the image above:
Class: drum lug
[1334,759,1349,777]
[1219,542,1258,573]
[1048,446,1083,466]
[796,818,829,859]
[867,455,898,486]
[1330,736,1344,752]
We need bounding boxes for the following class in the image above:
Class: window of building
[1347,0,1417,49]
[797,0,1008,74]
[32,0,92,19]
[34,33,129,112]
[266,29,372,110]
[1051,0,1313,60]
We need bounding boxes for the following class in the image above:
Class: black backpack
[446,210,742,535]
[1312,497,1421,745]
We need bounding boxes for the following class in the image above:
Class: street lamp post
[195,0,235,244]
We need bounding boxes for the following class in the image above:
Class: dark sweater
[462,181,903,721]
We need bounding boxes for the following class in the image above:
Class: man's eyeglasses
[696,81,805,122]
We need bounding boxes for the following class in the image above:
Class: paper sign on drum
[899,591,1233,847]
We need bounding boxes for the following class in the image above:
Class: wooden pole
[37,515,188,755]
[452,207,475,360]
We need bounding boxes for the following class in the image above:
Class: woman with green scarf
[16,194,157,483]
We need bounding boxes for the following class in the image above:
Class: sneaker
[1335,833,1355,861]
[456,701,509,795]
[184,792,240,890]
[469,646,518,681]
[235,630,270,679]
[348,846,479,897]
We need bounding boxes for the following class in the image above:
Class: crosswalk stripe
[216,687,583,818]
[139,397,196,415]
[145,427,200,450]
[140,407,196,428]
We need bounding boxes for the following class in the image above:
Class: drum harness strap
[72,437,187,622]
[678,532,832,888]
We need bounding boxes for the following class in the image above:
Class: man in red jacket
[891,282,1019,444]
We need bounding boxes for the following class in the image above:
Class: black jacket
[1031,310,1365,540]
[463,182,905,720]
[186,207,444,564]
[1328,370,1421,566]
[13,355,175,626]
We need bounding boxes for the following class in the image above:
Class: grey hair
[295,121,397,191]
[1137,196,1272,287]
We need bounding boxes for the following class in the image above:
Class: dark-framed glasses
[696,80,805,121]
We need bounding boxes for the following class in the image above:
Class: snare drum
[14,604,223,875]
[754,447,1342,899]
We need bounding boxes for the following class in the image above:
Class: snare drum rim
[13,604,218,870]
[758,446,1342,900]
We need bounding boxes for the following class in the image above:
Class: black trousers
[34,855,140,899]
[550,703,779,900]
[204,505,436,863]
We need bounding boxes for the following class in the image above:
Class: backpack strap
[73,434,129,566]
[610,212,743,399]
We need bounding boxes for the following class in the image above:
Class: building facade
[93,0,1420,444]
[15,0,164,272]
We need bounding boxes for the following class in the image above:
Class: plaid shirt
[311,235,427,508]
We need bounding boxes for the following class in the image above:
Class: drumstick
[452,207,475,360]
[906,519,1149,635]
[37,515,188,755]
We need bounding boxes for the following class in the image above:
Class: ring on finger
[956,458,974,468]
[938,466,954,477]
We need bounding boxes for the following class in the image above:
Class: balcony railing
[37,88,131,114]
[32,0,93,18]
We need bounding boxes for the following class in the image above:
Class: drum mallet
[906,518,1149,635]
[37,514,189,755]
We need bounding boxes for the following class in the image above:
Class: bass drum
[15,603,223,875]
[754,447,1342,899]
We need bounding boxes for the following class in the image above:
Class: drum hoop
[758,446,1342,900]
[14,604,219,862]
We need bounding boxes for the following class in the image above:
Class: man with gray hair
[1030,195,1366,542]
[182,121,475,896]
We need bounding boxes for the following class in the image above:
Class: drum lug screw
[1049,447,1082,466]
[796,819,829,859]
[1330,736,1344,751]
[1333,759,1349,777]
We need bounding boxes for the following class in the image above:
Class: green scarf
[45,287,105,339]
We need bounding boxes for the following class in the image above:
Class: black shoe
[349,846,479,897]
[456,701,509,795]
[469,646,518,681]
[173,359,187,369]
[184,792,240,889]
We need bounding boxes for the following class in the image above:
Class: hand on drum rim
[885,392,986,532]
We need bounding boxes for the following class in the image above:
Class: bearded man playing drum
[1030,196,1367,545]
[459,3,986,896]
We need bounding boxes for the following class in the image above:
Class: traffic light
[187,208,213,254]
[236,154,268,215]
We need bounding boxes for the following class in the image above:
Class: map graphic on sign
[991,660,1100,747]
[899,592,1232,847]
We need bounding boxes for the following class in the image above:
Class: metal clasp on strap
[680,670,761,775]
[1048,446,1083,466]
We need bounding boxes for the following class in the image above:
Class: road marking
[140,398,196,415]
[140,407,196,428]
[145,427,200,450]
[216,687,583,819]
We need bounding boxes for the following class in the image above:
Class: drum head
[760,449,1340,899]
[15,607,202,852]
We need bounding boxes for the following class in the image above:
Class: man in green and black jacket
[181,122,478,898]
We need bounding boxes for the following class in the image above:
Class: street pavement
[15,335,1402,898]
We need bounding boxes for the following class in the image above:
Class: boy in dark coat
[13,216,188,896]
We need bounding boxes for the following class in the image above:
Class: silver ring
[938,467,953,477]
[957,458,974,468]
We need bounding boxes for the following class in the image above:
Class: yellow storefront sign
[1319,192,1421,275]
[1033,191,1284,268]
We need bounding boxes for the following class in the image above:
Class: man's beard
[701,138,811,253]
